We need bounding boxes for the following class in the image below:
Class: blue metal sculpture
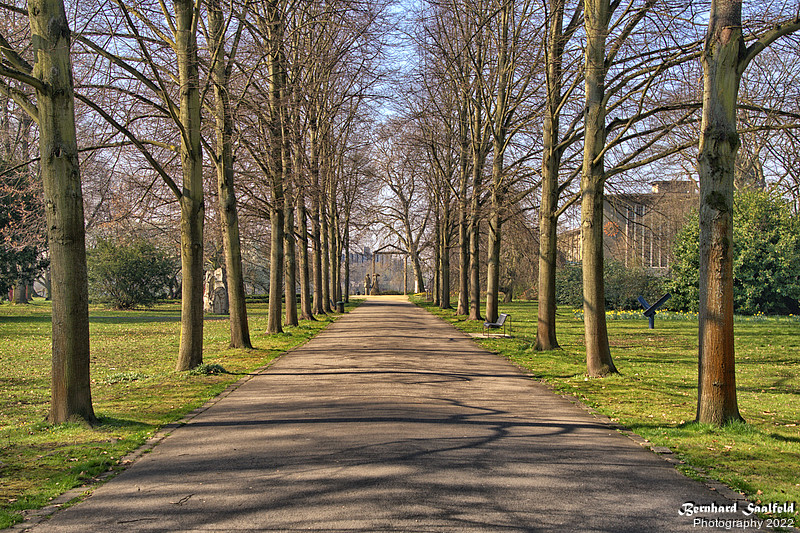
[638,293,671,329]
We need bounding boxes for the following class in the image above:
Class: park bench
[483,313,511,337]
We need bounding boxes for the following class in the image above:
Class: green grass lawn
[414,298,800,521]
[0,298,355,529]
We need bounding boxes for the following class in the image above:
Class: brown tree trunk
[485,1,510,326]
[310,191,324,315]
[297,191,315,319]
[582,0,617,377]
[468,98,486,321]
[209,0,251,349]
[14,279,28,304]
[328,191,341,305]
[284,169,298,327]
[536,0,565,352]
[308,107,324,315]
[175,0,205,371]
[321,191,332,312]
[433,210,441,305]
[456,65,471,316]
[457,198,469,314]
[468,220,482,321]
[28,0,96,424]
[440,206,452,309]
[696,0,744,424]
[411,247,425,294]
[343,216,351,303]
[485,204,501,324]
[268,204,285,334]
[266,0,285,334]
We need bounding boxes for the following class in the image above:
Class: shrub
[87,238,177,309]
[556,261,664,310]
[667,189,800,315]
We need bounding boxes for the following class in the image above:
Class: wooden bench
[483,313,511,337]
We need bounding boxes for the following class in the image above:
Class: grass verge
[414,297,799,522]
[0,298,359,529]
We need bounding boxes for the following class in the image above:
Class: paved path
[26,296,750,532]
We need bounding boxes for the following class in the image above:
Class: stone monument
[203,268,229,314]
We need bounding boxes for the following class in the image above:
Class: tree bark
[296,190,315,319]
[468,97,486,321]
[208,0,251,349]
[468,220,482,320]
[433,209,441,305]
[175,0,205,371]
[28,0,96,424]
[14,279,28,303]
[457,197,469,314]
[536,0,565,352]
[266,0,285,334]
[485,0,510,326]
[440,209,451,309]
[343,216,350,303]
[284,164,298,327]
[582,0,617,377]
[485,204,502,324]
[321,189,332,312]
[696,0,744,424]
[268,203,285,334]
[310,194,324,314]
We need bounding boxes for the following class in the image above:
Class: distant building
[559,180,699,271]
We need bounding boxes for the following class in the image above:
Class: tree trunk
[284,174,298,327]
[485,205,501,324]
[343,216,350,303]
[536,0,565,352]
[457,199,469,314]
[485,1,509,326]
[209,0,251,349]
[309,107,324,315]
[175,0,205,371]
[311,191,324,315]
[468,78,486,321]
[440,210,451,309]
[297,191,315,319]
[696,0,744,424]
[468,220,482,321]
[321,193,332,312]
[433,210,441,305]
[329,194,341,305]
[266,0,285,334]
[14,279,28,303]
[582,0,617,377]
[268,205,284,333]
[412,249,425,294]
[29,0,96,424]
[456,91,470,315]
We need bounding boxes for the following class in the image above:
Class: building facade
[559,180,698,272]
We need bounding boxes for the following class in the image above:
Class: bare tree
[535,0,582,351]
[696,0,800,424]
[375,124,430,292]
[71,0,207,370]
[0,0,96,423]
[206,0,252,348]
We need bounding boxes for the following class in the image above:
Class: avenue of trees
[1,0,799,426]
